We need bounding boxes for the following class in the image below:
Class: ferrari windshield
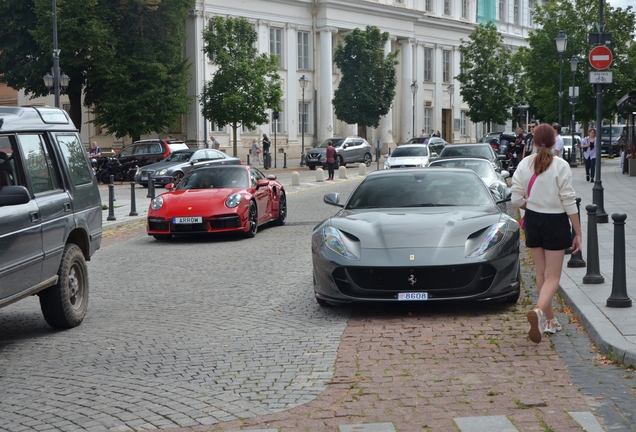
[163,151,194,163]
[391,146,428,157]
[346,170,492,209]
[318,138,346,148]
[429,159,496,181]
[177,167,248,190]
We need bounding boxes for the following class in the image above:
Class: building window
[425,0,432,12]
[423,47,433,82]
[270,27,283,68]
[514,0,520,24]
[460,111,468,136]
[529,0,534,25]
[298,31,310,70]
[499,0,505,22]
[462,0,469,19]
[270,103,284,133]
[210,122,224,133]
[298,101,309,134]
[460,52,466,76]
[442,50,451,83]
[424,108,432,133]
[444,0,451,15]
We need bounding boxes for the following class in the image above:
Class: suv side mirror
[342,143,348,149]
[0,185,31,207]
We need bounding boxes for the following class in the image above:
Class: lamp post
[554,30,568,126]
[410,81,418,138]
[569,56,579,167]
[298,75,309,167]
[41,0,70,108]
[447,84,454,141]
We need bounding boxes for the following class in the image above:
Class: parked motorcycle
[96,157,138,184]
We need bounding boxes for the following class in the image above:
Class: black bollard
[607,213,631,307]
[568,197,586,268]
[109,174,116,201]
[283,152,287,169]
[148,178,156,200]
[247,154,250,165]
[582,204,604,284]
[107,183,116,221]
[129,182,138,216]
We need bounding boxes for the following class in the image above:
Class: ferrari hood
[330,208,504,249]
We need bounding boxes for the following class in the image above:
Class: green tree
[457,22,516,130]
[523,0,636,125]
[200,17,283,157]
[0,0,193,139]
[332,26,398,136]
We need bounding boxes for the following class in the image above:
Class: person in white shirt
[552,123,564,158]
[580,128,596,182]
[511,123,582,344]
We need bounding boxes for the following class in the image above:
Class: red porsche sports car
[146,165,287,240]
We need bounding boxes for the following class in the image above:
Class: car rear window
[168,143,189,151]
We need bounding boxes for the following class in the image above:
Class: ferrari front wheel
[244,201,258,238]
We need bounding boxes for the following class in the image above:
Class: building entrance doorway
[442,109,452,142]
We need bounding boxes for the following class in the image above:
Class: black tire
[309,165,316,171]
[338,155,345,167]
[503,264,521,304]
[153,234,172,241]
[363,153,372,166]
[39,244,88,329]
[99,172,110,184]
[172,171,184,184]
[272,191,287,226]
[244,201,258,238]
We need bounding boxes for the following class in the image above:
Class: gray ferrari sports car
[311,168,520,306]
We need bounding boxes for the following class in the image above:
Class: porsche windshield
[346,171,492,209]
[391,146,428,157]
[178,168,248,189]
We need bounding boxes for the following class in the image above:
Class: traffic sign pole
[592,0,608,224]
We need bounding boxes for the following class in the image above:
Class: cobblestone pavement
[1,177,635,431]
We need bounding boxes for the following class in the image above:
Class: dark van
[0,106,102,328]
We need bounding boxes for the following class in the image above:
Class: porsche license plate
[398,292,428,301]
[173,216,202,224]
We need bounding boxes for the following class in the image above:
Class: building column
[185,9,205,148]
[400,38,415,143]
[379,36,395,146]
[259,20,271,138]
[433,44,443,134]
[319,27,336,142]
[286,23,298,146]
[416,41,425,138]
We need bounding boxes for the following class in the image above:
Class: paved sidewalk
[558,158,636,367]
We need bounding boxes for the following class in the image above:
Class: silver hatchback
[305,136,373,170]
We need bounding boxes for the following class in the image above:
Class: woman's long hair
[532,124,556,175]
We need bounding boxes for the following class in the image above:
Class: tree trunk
[232,122,238,157]
[68,90,83,133]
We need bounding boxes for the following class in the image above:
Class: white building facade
[20,0,540,158]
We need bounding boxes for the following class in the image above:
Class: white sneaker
[527,308,546,343]
[544,317,562,334]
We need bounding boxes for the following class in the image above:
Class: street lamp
[554,30,568,126]
[410,81,418,138]
[299,74,309,167]
[41,0,70,108]
[569,56,579,167]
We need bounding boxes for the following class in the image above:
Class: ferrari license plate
[173,216,202,224]
[398,292,428,301]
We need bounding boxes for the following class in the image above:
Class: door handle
[29,212,39,223]
[64,202,72,212]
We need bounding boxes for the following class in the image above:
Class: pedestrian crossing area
[227,412,604,431]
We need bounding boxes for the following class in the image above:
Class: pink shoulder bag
[519,172,537,230]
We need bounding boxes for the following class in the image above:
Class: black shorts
[524,209,571,250]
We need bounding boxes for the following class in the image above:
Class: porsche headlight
[150,196,164,211]
[158,169,168,175]
[323,227,360,260]
[226,193,242,208]
[466,222,507,257]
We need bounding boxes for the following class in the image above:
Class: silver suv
[0,107,102,328]
[305,136,373,170]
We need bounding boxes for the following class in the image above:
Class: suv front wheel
[363,153,372,166]
[39,244,89,329]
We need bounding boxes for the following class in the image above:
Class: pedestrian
[581,128,596,183]
[525,120,538,157]
[511,123,582,344]
[89,141,102,157]
[262,133,271,167]
[251,138,261,165]
[434,130,441,137]
[210,135,220,150]
[420,129,426,137]
[515,127,527,160]
[325,140,336,181]
[552,123,564,158]
[429,129,435,137]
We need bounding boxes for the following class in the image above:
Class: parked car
[562,135,582,162]
[404,137,448,155]
[383,144,439,169]
[147,165,286,240]
[312,168,520,306]
[438,143,505,172]
[116,138,190,168]
[0,106,102,328]
[305,137,373,170]
[599,125,625,157]
[135,149,241,187]
[479,131,509,143]
[428,157,510,202]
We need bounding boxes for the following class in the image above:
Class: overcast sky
[606,0,632,10]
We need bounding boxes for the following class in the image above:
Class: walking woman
[250,138,261,165]
[511,123,582,344]
[325,140,336,181]
[581,128,597,182]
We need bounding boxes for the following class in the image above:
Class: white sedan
[384,144,439,169]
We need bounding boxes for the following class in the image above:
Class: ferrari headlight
[466,222,507,257]
[323,227,360,260]
[226,193,242,208]
[150,196,164,211]
[158,169,168,175]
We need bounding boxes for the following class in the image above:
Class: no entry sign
[589,45,613,70]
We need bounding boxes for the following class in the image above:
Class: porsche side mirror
[256,179,269,189]
[324,192,343,207]
[165,183,175,190]
[266,174,277,181]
